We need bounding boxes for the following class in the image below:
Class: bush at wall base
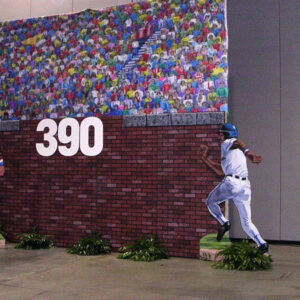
[67,232,111,255]
[118,235,169,262]
[212,241,272,271]
[0,224,7,240]
[15,227,54,250]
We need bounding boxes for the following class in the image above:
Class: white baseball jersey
[221,138,248,178]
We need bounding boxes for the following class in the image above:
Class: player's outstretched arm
[200,145,224,177]
[245,151,262,164]
[230,140,262,164]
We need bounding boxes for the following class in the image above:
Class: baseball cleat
[217,221,231,241]
[258,243,269,254]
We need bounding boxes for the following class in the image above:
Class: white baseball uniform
[206,138,266,247]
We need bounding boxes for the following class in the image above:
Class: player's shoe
[258,243,269,254]
[217,221,231,241]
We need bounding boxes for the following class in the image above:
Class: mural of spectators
[0,0,228,120]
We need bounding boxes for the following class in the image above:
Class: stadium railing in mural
[0,112,225,131]
[0,0,228,121]
[123,111,225,127]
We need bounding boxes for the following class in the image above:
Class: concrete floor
[0,243,300,300]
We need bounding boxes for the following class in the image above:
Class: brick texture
[0,117,222,258]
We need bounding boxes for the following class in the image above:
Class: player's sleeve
[221,139,236,154]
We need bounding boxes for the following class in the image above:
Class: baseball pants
[206,176,266,246]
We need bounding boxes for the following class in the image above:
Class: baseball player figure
[200,123,269,253]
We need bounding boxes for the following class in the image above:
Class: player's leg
[206,179,231,226]
[233,181,268,251]
[206,179,234,241]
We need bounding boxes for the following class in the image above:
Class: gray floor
[0,243,300,300]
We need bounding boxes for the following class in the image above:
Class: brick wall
[0,117,222,258]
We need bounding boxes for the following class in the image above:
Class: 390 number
[36,117,104,157]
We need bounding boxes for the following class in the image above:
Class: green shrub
[118,235,168,262]
[0,224,7,240]
[212,241,272,271]
[67,232,111,255]
[15,227,54,250]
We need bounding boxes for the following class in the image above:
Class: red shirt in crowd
[206,63,216,73]
[142,52,150,62]
[162,82,171,93]
[144,107,152,115]
[213,44,220,51]
[139,65,148,73]
[202,27,210,36]
[95,82,103,91]
[220,29,226,39]
[215,102,222,110]
[66,91,74,101]
[189,87,195,95]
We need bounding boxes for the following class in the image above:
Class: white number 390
[36,117,104,157]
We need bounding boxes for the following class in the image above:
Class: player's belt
[227,174,247,181]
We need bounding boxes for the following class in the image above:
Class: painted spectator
[207,86,218,103]
[214,98,223,111]
[177,104,187,113]
[2,112,9,120]
[122,104,130,116]
[191,103,201,113]
[185,101,193,113]
[206,102,218,112]
[216,81,228,98]
[169,103,177,114]
[144,102,152,115]
[137,107,146,115]
[220,99,228,112]
[200,102,207,112]
[76,107,85,117]
[152,102,163,115]
[130,106,138,115]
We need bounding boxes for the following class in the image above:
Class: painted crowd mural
[0,0,228,120]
